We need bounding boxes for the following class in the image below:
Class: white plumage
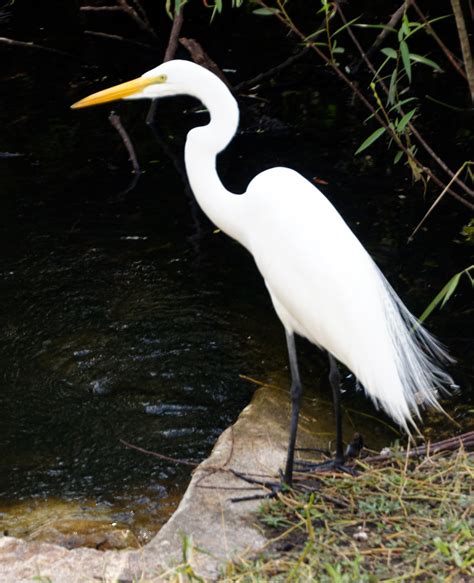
[244,167,452,430]
[72,59,453,479]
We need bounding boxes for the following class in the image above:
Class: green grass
[224,449,474,582]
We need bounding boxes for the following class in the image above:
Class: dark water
[0,25,472,546]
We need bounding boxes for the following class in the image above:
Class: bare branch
[164,4,184,61]
[116,0,157,39]
[334,3,474,202]
[147,3,186,126]
[109,111,141,175]
[352,1,409,75]
[234,46,310,92]
[260,0,474,209]
[120,439,198,467]
[80,6,122,11]
[84,30,158,51]
[0,36,71,57]
[179,37,232,88]
[450,0,474,103]
[411,1,467,80]
[362,431,474,464]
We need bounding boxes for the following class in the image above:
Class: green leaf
[394,150,403,164]
[440,272,462,308]
[388,97,417,113]
[354,23,396,33]
[304,28,325,42]
[409,53,442,71]
[419,272,462,322]
[396,107,416,133]
[399,14,410,40]
[253,7,279,15]
[332,16,361,38]
[381,47,397,59]
[355,127,386,155]
[434,537,450,557]
[388,68,398,105]
[400,40,412,82]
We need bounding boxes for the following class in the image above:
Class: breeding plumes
[72,60,453,484]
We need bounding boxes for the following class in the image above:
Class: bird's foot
[295,433,363,476]
[229,469,292,502]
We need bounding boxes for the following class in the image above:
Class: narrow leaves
[355,127,386,154]
[397,108,417,133]
[400,40,412,82]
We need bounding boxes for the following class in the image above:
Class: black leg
[284,330,303,486]
[328,352,344,462]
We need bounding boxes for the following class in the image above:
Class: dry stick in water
[108,112,141,175]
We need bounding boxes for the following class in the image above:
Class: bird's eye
[155,74,167,83]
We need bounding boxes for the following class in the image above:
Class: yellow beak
[71,75,163,109]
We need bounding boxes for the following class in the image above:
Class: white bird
[72,60,453,484]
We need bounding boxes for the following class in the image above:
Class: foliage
[251,0,473,212]
[420,265,474,322]
[461,218,474,243]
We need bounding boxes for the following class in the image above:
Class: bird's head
[71,60,210,109]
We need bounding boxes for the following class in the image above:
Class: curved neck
[184,79,246,246]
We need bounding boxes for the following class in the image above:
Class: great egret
[72,60,453,484]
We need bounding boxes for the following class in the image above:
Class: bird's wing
[243,167,452,429]
[245,167,380,362]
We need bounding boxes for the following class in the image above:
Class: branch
[352,1,409,75]
[259,1,474,209]
[0,36,72,57]
[80,6,122,11]
[411,1,467,80]
[84,30,158,51]
[164,4,184,62]
[120,439,198,467]
[81,1,156,38]
[179,37,232,88]
[450,0,474,103]
[116,0,157,39]
[335,3,474,201]
[362,431,474,464]
[108,111,141,175]
[147,3,186,126]
[234,46,310,92]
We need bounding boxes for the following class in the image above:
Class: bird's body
[72,60,453,481]
[224,165,449,430]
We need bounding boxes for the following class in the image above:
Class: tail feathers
[369,265,454,433]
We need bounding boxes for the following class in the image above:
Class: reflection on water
[0,48,472,548]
